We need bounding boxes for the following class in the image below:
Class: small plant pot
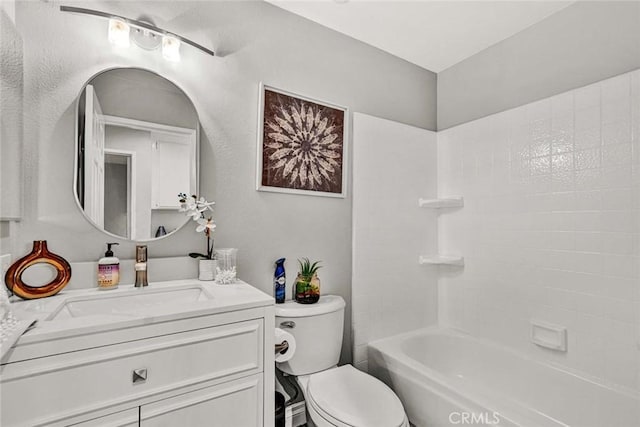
[294,273,320,304]
[198,259,217,281]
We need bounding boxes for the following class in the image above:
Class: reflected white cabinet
[1,305,273,427]
[151,132,196,210]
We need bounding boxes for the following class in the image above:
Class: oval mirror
[74,68,199,241]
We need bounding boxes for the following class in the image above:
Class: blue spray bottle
[274,258,286,304]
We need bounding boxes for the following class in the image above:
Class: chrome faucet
[134,245,148,287]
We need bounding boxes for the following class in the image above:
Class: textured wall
[438,70,640,390]
[0,5,23,221]
[352,113,439,371]
[438,1,640,130]
[5,0,436,363]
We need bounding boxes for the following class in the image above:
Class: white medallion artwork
[257,85,347,197]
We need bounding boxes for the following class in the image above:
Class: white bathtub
[368,328,640,427]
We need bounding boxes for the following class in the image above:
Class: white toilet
[275,295,408,427]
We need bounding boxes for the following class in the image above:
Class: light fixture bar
[60,5,215,57]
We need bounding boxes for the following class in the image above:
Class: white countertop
[9,279,274,347]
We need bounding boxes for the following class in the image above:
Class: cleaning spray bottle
[274,258,286,303]
[98,243,120,290]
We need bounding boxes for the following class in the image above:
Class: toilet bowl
[298,365,408,427]
[275,296,408,427]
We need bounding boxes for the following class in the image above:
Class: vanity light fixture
[107,18,130,48]
[60,6,214,61]
[162,35,181,62]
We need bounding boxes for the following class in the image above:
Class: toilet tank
[275,295,345,376]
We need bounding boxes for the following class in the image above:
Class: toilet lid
[307,365,406,427]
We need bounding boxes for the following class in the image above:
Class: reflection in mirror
[75,68,199,241]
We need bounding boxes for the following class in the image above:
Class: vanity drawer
[1,318,263,427]
[141,374,263,426]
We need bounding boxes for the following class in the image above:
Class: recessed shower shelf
[418,197,463,208]
[419,255,464,266]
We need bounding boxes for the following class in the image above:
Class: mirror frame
[72,66,200,242]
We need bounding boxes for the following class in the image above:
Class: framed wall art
[257,84,348,198]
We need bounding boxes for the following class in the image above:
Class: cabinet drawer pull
[132,368,148,384]
[279,321,295,329]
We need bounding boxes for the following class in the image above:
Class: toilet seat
[306,365,407,427]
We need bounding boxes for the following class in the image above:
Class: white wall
[352,113,439,371]
[3,0,437,363]
[438,1,640,130]
[105,126,152,239]
[0,3,23,221]
[104,161,128,237]
[438,70,640,391]
[91,68,198,130]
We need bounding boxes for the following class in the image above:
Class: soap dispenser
[98,243,120,290]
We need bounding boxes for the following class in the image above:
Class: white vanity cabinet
[1,283,274,427]
[140,374,263,426]
[73,375,263,427]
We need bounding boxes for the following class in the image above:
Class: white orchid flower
[178,194,217,260]
[196,200,215,212]
[180,199,197,212]
[195,218,216,233]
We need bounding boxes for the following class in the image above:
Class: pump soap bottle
[98,243,120,290]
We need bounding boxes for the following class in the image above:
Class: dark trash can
[275,391,285,427]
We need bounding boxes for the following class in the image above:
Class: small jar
[295,273,320,304]
[215,248,238,284]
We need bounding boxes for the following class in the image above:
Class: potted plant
[179,193,216,280]
[294,258,321,304]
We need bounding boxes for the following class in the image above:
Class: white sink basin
[47,285,213,320]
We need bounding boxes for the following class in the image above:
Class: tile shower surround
[438,70,640,391]
[352,70,639,392]
[352,113,438,372]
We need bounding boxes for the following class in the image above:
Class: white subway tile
[550,231,575,251]
[575,84,601,109]
[572,333,606,379]
[551,92,575,117]
[602,121,631,145]
[571,272,606,296]
[574,148,601,170]
[551,153,574,173]
[574,232,604,253]
[575,107,601,132]
[602,254,637,278]
[600,188,634,211]
[433,74,637,392]
[571,211,602,232]
[574,128,601,150]
[600,210,636,233]
[601,73,630,104]
[602,101,631,125]
[606,277,638,302]
[600,165,632,189]
[527,98,552,122]
[573,190,602,211]
[602,143,632,168]
[551,131,574,154]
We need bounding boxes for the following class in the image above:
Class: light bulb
[108,18,130,48]
[162,35,181,62]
